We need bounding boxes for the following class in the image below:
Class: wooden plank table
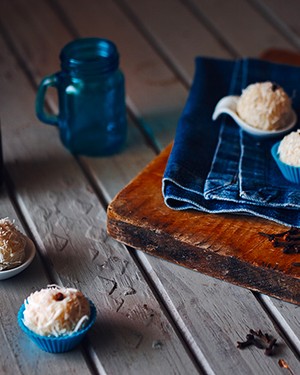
[0,0,300,374]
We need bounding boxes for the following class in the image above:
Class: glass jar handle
[35,74,59,126]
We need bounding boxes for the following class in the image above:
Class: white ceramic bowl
[212,95,297,139]
[0,237,36,280]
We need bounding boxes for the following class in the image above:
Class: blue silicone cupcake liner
[18,299,96,353]
[271,142,300,184]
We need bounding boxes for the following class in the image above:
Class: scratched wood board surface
[188,0,295,55]
[107,143,300,303]
[0,190,94,375]
[1,0,300,374]
[114,0,300,346]
[0,1,200,374]
[58,0,300,373]
[60,0,300,371]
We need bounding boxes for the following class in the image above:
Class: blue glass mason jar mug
[36,38,127,156]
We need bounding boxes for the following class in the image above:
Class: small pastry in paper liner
[0,218,26,271]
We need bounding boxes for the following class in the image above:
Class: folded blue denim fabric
[239,59,300,207]
[204,58,300,208]
[162,57,300,227]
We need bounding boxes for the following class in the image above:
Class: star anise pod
[237,329,277,356]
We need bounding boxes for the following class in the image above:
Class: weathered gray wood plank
[54,0,300,373]
[0,190,93,374]
[116,0,300,352]
[251,0,300,50]
[186,0,296,56]
[1,0,300,373]
[119,0,300,336]
[117,0,232,84]
[0,1,200,374]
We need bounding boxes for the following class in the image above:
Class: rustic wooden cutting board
[107,51,300,306]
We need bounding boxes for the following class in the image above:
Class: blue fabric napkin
[162,56,300,227]
[204,58,300,209]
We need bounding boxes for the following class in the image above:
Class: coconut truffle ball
[237,81,292,131]
[278,129,300,167]
[0,218,26,271]
[23,286,91,337]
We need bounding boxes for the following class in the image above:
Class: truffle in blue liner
[271,141,300,184]
[18,286,96,353]
[18,300,96,353]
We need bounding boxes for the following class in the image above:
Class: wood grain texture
[253,0,300,49]
[1,0,300,373]
[62,0,300,370]
[102,2,300,367]
[186,0,296,56]
[0,189,93,374]
[107,144,300,305]
[57,1,300,372]
[119,0,232,84]
[134,250,300,374]
[0,2,200,374]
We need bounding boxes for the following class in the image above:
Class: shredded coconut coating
[278,129,300,167]
[237,81,292,131]
[23,286,91,337]
[0,218,26,271]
